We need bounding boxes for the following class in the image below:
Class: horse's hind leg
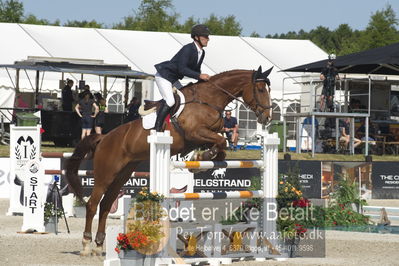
[92,163,137,256]
[81,186,106,256]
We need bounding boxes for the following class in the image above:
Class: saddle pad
[142,90,186,130]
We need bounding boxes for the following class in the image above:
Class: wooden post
[15,69,20,93]
[124,76,129,109]
[103,76,108,99]
[35,70,40,106]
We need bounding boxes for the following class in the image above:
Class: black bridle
[207,72,273,116]
[252,77,273,117]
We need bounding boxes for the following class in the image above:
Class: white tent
[0,23,327,137]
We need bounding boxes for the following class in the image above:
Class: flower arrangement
[276,172,310,240]
[115,188,166,255]
[115,232,149,254]
[292,197,311,208]
[277,176,302,209]
[299,178,370,229]
[44,202,63,224]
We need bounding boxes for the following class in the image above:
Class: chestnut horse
[65,66,273,255]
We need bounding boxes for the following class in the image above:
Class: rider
[154,24,211,131]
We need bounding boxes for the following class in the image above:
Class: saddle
[143,92,181,117]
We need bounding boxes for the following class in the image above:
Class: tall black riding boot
[154,104,171,132]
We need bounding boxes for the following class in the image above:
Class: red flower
[115,247,120,254]
[294,223,307,235]
[292,198,311,208]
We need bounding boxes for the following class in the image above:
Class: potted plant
[44,202,63,233]
[276,172,308,258]
[115,188,167,265]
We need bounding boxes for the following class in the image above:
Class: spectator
[94,93,108,134]
[356,118,377,141]
[320,54,339,112]
[75,90,98,139]
[126,97,140,122]
[339,117,361,150]
[62,79,74,111]
[79,84,93,99]
[223,111,239,150]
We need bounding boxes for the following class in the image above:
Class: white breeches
[155,72,182,107]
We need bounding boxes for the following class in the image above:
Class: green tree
[203,14,242,36]
[0,0,23,23]
[64,20,103,28]
[360,4,399,50]
[263,5,399,55]
[308,26,335,53]
[114,0,180,32]
[178,16,199,33]
[23,14,59,26]
[250,31,260,37]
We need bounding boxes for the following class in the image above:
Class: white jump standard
[147,129,281,262]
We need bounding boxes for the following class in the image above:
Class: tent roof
[0,23,327,97]
[0,60,153,79]
[283,42,399,75]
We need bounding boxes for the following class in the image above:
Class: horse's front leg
[92,163,137,256]
[191,129,226,161]
[80,188,105,256]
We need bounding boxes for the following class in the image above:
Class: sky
[19,0,399,36]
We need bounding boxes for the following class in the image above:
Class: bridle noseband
[252,77,273,117]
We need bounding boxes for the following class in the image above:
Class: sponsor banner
[60,159,150,197]
[194,167,259,192]
[322,162,372,200]
[372,162,399,199]
[8,125,41,215]
[59,152,195,198]
[21,159,45,232]
[279,160,322,199]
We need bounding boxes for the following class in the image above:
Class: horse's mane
[209,69,252,80]
[182,69,252,90]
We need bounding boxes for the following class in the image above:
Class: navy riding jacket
[155,42,205,84]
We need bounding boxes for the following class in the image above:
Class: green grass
[1,142,398,161]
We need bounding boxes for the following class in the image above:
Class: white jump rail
[363,206,399,221]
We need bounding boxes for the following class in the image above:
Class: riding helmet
[191,24,210,38]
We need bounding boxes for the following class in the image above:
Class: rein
[207,80,247,107]
[208,76,273,113]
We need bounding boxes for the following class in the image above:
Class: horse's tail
[65,134,103,203]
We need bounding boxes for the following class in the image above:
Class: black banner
[194,167,259,192]
[372,162,399,199]
[60,159,149,197]
[279,160,322,199]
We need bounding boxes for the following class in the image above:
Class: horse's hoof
[80,249,92,256]
[188,168,203,174]
[92,245,103,256]
[80,238,92,256]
